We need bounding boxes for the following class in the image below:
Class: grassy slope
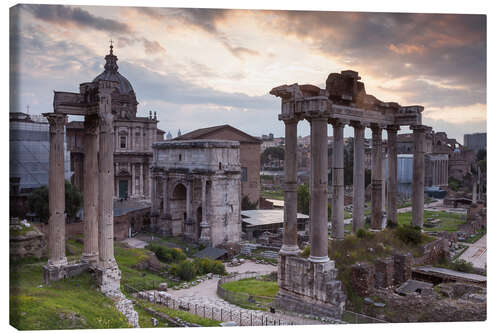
[10,260,130,330]
[10,237,219,330]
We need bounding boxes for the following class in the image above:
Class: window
[241,167,248,182]
[120,136,126,148]
[219,162,222,170]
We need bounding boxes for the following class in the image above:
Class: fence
[126,285,296,326]
[342,310,387,324]
[216,272,275,311]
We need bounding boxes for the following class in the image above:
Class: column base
[81,253,99,266]
[308,255,330,263]
[96,264,122,296]
[276,255,346,319]
[43,262,89,284]
[199,222,211,246]
[279,244,300,255]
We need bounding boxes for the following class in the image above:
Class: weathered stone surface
[351,262,375,296]
[43,262,89,284]
[374,257,394,289]
[10,224,46,259]
[395,279,433,296]
[275,255,346,319]
[393,253,413,285]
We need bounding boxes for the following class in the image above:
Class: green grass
[221,278,279,298]
[397,210,466,232]
[10,260,130,330]
[260,190,284,200]
[133,297,221,327]
[464,228,486,244]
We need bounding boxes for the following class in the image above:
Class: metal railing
[126,286,296,326]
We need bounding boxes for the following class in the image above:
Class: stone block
[43,262,89,284]
[351,262,375,296]
[374,257,394,288]
[393,253,413,285]
[96,265,122,295]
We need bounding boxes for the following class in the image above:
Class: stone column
[309,116,329,263]
[281,119,299,255]
[81,115,99,264]
[131,163,136,197]
[370,124,383,230]
[352,121,366,232]
[162,176,168,216]
[185,179,192,237]
[140,163,144,197]
[45,113,68,267]
[387,125,399,226]
[331,119,346,239]
[199,177,211,245]
[97,83,118,270]
[411,125,426,228]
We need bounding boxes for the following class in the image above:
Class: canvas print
[9,3,487,329]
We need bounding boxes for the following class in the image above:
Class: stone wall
[413,238,449,266]
[10,225,46,259]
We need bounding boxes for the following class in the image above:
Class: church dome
[93,43,135,95]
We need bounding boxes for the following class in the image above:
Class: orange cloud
[388,43,425,55]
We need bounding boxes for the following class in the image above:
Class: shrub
[386,219,398,229]
[169,258,227,281]
[300,245,310,258]
[146,244,186,264]
[395,225,422,245]
[170,260,197,281]
[194,258,226,275]
[451,259,475,273]
[356,228,369,239]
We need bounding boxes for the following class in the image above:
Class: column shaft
[411,125,426,228]
[82,115,99,264]
[131,163,136,197]
[387,125,399,226]
[371,125,383,230]
[281,119,299,254]
[352,123,366,232]
[309,117,329,262]
[140,163,144,196]
[199,177,211,244]
[45,113,68,266]
[332,120,345,239]
[98,89,117,269]
[162,176,168,216]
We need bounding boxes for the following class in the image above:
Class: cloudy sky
[10,4,486,143]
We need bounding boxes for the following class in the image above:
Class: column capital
[386,124,400,132]
[44,113,67,134]
[329,118,348,127]
[282,118,299,125]
[350,120,369,129]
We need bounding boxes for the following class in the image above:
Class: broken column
[332,119,346,239]
[393,253,413,285]
[352,121,366,232]
[374,257,394,289]
[44,113,68,269]
[351,262,375,296]
[309,115,329,263]
[96,80,121,294]
[387,125,399,226]
[371,124,383,230]
[81,115,99,264]
[281,119,300,255]
[411,125,426,228]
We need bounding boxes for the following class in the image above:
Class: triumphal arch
[270,70,428,318]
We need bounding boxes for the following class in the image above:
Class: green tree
[476,149,486,162]
[242,195,258,210]
[297,183,310,214]
[260,147,285,168]
[27,181,83,223]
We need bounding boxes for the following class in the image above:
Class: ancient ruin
[270,70,428,318]
[150,140,242,246]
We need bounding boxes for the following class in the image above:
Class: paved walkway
[166,261,276,299]
[458,234,487,269]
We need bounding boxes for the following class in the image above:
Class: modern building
[10,112,71,217]
[464,132,486,152]
[65,45,165,200]
[175,124,262,207]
